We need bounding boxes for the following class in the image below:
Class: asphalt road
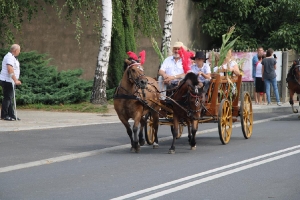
[0,112,300,200]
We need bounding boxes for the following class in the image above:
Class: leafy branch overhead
[192,0,300,51]
[218,25,239,68]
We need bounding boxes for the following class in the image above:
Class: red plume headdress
[178,47,193,73]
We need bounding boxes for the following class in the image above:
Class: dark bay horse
[114,59,160,152]
[287,63,300,118]
[168,72,203,154]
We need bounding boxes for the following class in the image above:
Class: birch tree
[161,0,175,56]
[90,0,112,104]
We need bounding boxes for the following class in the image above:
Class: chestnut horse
[287,63,300,118]
[114,59,160,152]
[168,72,203,154]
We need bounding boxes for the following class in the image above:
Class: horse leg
[298,94,300,119]
[289,89,298,113]
[169,116,178,154]
[186,121,192,144]
[132,116,142,153]
[138,117,146,146]
[119,118,134,152]
[152,111,160,149]
[190,120,198,150]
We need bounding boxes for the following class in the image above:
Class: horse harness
[166,81,203,120]
[114,63,162,116]
[287,65,300,86]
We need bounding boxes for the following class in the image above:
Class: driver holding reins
[158,41,186,98]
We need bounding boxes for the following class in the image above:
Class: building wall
[6,1,207,80]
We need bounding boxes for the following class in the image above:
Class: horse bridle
[127,63,147,89]
[185,84,202,119]
[167,81,202,119]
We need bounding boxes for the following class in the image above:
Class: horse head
[124,58,148,89]
[174,72,203,119]
[294,64,300,83]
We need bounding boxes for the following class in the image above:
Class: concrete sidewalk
[0,102,296,132]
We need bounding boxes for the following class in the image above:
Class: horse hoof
[135,147,140,153]
[153,142,159,149]
[130,147,135,152]
[298,115,300,119]
[191,146,196,150]
[168,149,175,154]
[139,139,145,146]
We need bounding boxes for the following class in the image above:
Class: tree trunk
[161,0,175,56]
[90,0,112,104]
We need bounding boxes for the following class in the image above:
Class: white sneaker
[277,102,282,106]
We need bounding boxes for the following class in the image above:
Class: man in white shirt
[0,44,22,121]
[158,41,186,98]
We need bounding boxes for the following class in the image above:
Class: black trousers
[0,80,16,119]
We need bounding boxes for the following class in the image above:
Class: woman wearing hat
[190,51,211,102]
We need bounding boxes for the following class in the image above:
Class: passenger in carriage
[214,49,240,76]
[158,41,187,98]
[208,51,220,69]
[190,51,211,101]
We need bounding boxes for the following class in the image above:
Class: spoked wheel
[240,91,253,139]
[144,113,155,145]
[176,124,184,139]
[218,99,232,144]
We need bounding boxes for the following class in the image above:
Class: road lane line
[0,113,295,174]
[136,149,300,200]
[111,145,300,200]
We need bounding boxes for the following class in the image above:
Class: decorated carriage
[144,71,253,146]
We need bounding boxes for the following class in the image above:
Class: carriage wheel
[218,99,232,144]
[240,91,253,139]
[144,113,155,145]
[176,124,184,139]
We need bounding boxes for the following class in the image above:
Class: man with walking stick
[0,44,22,121]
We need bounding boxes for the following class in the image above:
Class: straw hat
[172,41,184,48]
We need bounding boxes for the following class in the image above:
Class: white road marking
[0,113,295,174]
[136,149,300,200]
[110,145,300,200]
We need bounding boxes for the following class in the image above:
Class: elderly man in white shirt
[0,44,22,121]
[158,41,186,98]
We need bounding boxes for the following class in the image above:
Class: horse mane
[182,72,199,86]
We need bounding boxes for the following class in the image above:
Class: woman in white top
[255,53,266,104]
[214,49,240,76]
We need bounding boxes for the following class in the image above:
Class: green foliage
[151,37,167,64]
[107,0,127,89]
[218,26,239,68]
[133,0,161,37]
[192,0,300,51]
[0,49,92,105]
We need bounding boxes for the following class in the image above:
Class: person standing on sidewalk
[252,46,264,103]
[261,48,281,106]
[0,44,22,121]
[255,53,267,104]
